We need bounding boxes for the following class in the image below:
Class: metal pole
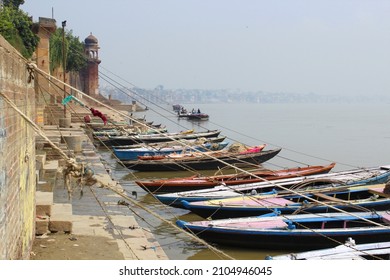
[62,20,66,117]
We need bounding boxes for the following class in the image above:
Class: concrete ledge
[40,160,59,178]
[36,153,46,170]
[36,135,61,144]
[62,135,83,153]
[49,203,73,233]
[43,160,59,171]
[45,149,67,160]
[36,191,53,216]
[35,216,50,235]
[71,215,168,260]
[37,180,54,192]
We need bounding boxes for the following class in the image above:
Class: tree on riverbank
[49,28,87,74]
[0,1,39,58]
[2,0,25,8]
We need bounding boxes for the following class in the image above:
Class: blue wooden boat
[113,141,229,161]
[182,184,390,219]
[176,211,390,250]
[155,165,390,208]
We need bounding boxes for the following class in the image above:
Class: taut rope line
[4,59,385,255]
[0,91,70,161]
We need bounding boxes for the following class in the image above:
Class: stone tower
[33,17,57,125]
[81,33,101,95]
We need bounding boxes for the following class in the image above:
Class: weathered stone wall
[0,35,36,259]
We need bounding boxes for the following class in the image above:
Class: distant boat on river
[177,108,209,121]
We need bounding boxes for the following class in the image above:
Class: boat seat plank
[313,192,346,203]
[382,213,390,224]
[208,197,295,207]
[368,187,390,198]
[220,219,288,229]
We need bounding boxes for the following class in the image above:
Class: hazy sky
[22,0,390,95]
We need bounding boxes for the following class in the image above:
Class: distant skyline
[21,0,390,96]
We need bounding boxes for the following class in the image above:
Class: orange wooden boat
[135,162,336,193]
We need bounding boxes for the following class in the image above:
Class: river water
[99,102,390,260]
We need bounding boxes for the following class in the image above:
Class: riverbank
[31,107,168,260]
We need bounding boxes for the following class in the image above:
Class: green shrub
[0,5,39,58]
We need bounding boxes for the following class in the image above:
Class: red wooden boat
[135,162,336,193]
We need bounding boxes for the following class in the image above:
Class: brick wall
[0,35,36,259]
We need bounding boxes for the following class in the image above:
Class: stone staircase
[43,104,68,126]
[33,124,169,259]
[35,191,73,235]
[35,140,73,235]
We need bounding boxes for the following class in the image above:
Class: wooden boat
[155,165,390,208]
[152,144,266,161]
[85,122,130,131]
[135,162,336,193]
[182,184,390,219]
[177,108,209,120]
[93,127,168,138]
[176,211,390,250]
[122,148,281,172]
[266,239,390,260]
[92,129,125,137]
[112,141,229,161]
[186,112,209,121]
[111,136,227,150]
[99,129,221,146]
[150,123,162,129]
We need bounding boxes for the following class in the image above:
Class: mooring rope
[3,50,387,257]
[0,87,235,260]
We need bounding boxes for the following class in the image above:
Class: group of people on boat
[177,107,202,115]
[175,105,209,120]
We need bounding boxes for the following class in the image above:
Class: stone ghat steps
[33,124,168,260]
[72,215,168,260]
[35,191,167,260]
[35,191,73,234]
